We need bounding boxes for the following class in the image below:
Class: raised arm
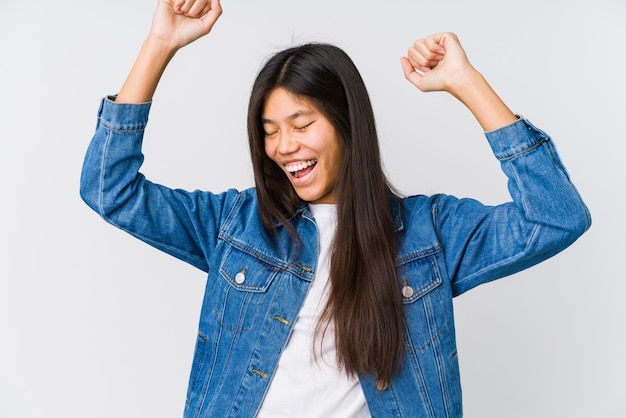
[80,0,228,272]
[116,0,222,103]
[400,32,517,132]
[401,33,591,294]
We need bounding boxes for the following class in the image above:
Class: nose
[276,131,299,155]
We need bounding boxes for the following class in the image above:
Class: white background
[1,0,624,417]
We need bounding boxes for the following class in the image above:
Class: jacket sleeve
[79,97,237,272]
[432,117,591,297]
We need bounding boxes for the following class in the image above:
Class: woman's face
[263,88,343,204]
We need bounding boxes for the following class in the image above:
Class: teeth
[285,159,317,173]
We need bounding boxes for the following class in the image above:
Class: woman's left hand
[400,32,475,96]
[401,32,517,131]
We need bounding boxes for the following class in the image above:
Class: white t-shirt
[256,204,370,418]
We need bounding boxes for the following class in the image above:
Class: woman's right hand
[115,0,222,103]
[149,0,222,52]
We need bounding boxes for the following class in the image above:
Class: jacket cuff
[96,95,152,131]
[485,116,551,160]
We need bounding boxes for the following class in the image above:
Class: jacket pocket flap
[396,246,443,304]
[219,246,279,293]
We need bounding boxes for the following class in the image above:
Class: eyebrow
[261,109,315,124]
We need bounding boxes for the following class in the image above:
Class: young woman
[80,0,590,416]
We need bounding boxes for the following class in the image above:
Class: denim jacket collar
[285,192,405,232]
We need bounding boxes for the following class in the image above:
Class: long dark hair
[247,43,404,386]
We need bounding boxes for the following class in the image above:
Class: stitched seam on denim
[496,137,546,161]
[96,129,112,217]
[220,190,243,235]
[404,253,447,349]
[405,288,447,351]
[505,156,537,240]
[250,278,293,418]
[219,268,277,293]
[212,308,251,333]
[207,285,251,414]
[219,247,279,293]
[232,277,289,418]
[524,223,542,253]
[216,278,256,331]
[507,152,543,254]
[192,330,217,417]
[430,336,453,418]
[219,237,285,271]
[185,333,208,407]
[405,331,437,417]
[204,296,231,414]
[405,324,447,352]
[401,255,443,304]
[220,195,316,280]
[430,194,444,238]
[99,120,147,132]
[218,192,291,272]
[387,383,404,418]
[395,244,442,265]
[401,278,442,304]
[219,232,315,281]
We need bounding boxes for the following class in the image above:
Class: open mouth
[285,159,317,179]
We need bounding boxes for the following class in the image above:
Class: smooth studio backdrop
[1,1,624,417]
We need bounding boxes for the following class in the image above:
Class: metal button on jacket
[235,267,246,284]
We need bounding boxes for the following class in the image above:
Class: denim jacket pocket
[397,246,447,350]
[215,245,280,332]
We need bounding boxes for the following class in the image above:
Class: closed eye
[295,121,314,132]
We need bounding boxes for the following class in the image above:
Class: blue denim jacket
[80,97,590,417]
